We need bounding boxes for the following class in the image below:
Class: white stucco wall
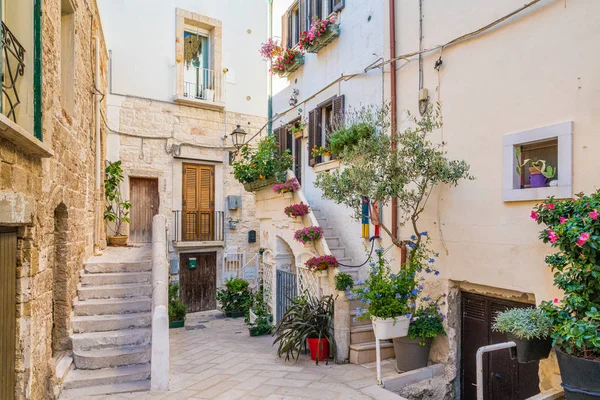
[271,0,386,271]
[98,0,268,117]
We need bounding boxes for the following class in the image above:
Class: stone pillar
[334,290,351,363]
[151,215,169,391]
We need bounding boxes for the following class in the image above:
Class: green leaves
[216,277,252,314]
[492,307,552,340]
[104,161,132,236]
[231,135,293,184]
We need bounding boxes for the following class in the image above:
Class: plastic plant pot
[307,337,330,361]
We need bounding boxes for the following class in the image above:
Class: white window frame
[502,121,573,202]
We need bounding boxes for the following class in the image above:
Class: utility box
[170,259,179,274]
[228,195,242,210]
[248,230,256,243]
[188,257,197,269]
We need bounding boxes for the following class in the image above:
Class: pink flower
[553,298,559,303]
[530,211,539,221]
[559,217,567,224]
[544,203,555,210]
[576,232,590,247]
[589,210,598,220]
[547,229,559,243]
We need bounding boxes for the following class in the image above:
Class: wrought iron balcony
[173,210,224,243]
[182,67,222,103]
[1,21,26,124]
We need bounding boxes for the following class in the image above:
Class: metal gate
[276,270,297,324]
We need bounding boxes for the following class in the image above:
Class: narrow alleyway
[72,311,401,399]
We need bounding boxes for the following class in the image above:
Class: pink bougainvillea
[305,254,339,271]
[273,177,300,194]
[284,202,310,218]
[293,226,323,244]
[298,16,336,50]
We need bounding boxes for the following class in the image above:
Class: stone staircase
[311,207,395,365]
[60,249,153,398]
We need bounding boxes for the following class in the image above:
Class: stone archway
[52,203,69,356]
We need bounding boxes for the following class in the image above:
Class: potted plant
[284,202,310,219]
[258,247,266,255]
[247,289,273,336]
[273,177,300,199]
[273,292,336,364]
[293,226,324,248]
[305,255,338,276]
[290,121,305,138]
[492,307,552,363]
[104,161,132,246]
[533,193,600,398]
[168,283,186,329]
[271,48,304,77]
[216,277,252,318]
[352,249,418,340]
[515,148,556,188]
[299,16,340,54]
[334,272,354,293]
[232,135,293,192]
[311,145,331,162]
[259,37,282,61]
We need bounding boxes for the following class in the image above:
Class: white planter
[371,316,410,340]
[323,155,332,162]
[283,191,293,199]
[249,309,257,324]
[204,89,215,102]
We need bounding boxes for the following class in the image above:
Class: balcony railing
[1,21,26,123]
[173,210,224,242]
[183,67,222,103]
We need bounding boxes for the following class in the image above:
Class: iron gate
[276,270,297,324]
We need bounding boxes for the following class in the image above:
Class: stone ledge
[173,95,225,111]
[0,114,53,157]
[526,388,564,400]
[383,363,445,392]
[314,159,340,173]
[0,192,35,225]
[173,241,225,249]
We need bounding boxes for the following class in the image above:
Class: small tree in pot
[168,283,187,329]
[217,277,252,318]
[104,161,131,246]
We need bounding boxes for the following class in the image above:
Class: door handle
[493,373,505,380]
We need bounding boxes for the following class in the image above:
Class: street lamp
[231,125,247,149]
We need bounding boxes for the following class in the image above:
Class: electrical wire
[337,236,380,268]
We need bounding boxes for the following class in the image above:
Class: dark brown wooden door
[180,252,217,312]
[461,292,540,400]
[129,178,159,243]
[182,164,214,241]
[0,230,17,400]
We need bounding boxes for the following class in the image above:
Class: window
[502,121,573,202]
[183,31,211,100]
[308,95,344,166]
[61,0,75,117]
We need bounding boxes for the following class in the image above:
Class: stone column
[334,290,351,363]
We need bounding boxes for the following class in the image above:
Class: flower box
[276,54,305,78]
[305,24,340,54]
[243,177,280,192]
[372,316,410,340]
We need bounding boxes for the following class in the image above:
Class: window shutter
[287,10,293,49]
[274,127,283,154]
[183,165,198,211]
[333,0,344,13]
[315,106,323,164]
[286,126,293,153]
[332,94,345,121]
[281,12,289,50]
[299,0,308,34]
[308,110,316,166]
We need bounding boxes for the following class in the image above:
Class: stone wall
[0,0,108,398]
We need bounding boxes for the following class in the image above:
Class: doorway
[180,252,217,312]
[129,177,159,243]
[461,292,540,400]
[0,228,17,400]
[276,269,297,324]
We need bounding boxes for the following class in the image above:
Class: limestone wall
[0,0,109,398]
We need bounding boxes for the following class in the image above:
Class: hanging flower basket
[294,226,324,245]
[304,24,340,54]
[273,177,301,196]
[272,49,305,78]
[284,202,310,218]
[305,255,338,273]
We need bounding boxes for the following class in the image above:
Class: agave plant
[273,292,336,364]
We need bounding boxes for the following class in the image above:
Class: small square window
[518,139,558,189]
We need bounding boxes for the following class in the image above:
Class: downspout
[95,35,103,255]
[389,0,399,243]
[267,0,273,134]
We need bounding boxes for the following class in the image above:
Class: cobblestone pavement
[92,310,402,399]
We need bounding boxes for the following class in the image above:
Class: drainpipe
[95,35,103,255]
[267,0,273,135]
[476,341,516,400]
[388,0,398,243]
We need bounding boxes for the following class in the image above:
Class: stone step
[71,328,152,352]
[350,310,371,327]
[325,237,341,247]
[73,345,151,370]
[80,272,151,286]
[84,261,152,274]
[349,341,395,364]
[351,325,376,344]
[78,283,152,300]
[329,247,346,258]
[321,227,334,237]
[338,266,359,281]
[350,299,362,309]
[60,379,150,398]
[63,364,151,390]
[316,217,328,226]
[72,313,151,333]
[74,297,152,316]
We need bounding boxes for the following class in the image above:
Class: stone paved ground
[87,310,402,399]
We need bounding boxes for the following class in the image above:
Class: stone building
[0,0,108,399]
[98,1,267,313]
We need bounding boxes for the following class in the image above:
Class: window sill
[0,114,53,158]
[503,185,571,202]
[174,95,225,111]
[173,240,225,249]
[313,159,340,173]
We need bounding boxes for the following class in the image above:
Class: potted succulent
[273,177,300,199]
[284,202,310,219]
[104,161,132,246]
[515,148,556,188]
[273,292,336,364]
[492,307,552,363]
[334,272,354,294]
[311,145,331,163]
[352,249,418,340]
[393,296,447,372]
[216,277,252,318]
[247,289,273,337]
[533,193,600,398]
[294,226,324,248]
[168,283,186,329]
[305,255,338,276]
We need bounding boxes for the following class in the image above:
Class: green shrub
[334,272,354,291]
[217,277,252,314]
[492,307,551,340]
[408,297,447,345]
[246,289,273,335]
[328,122,375,155]
[232,135,293,184]
[168,283,187,322]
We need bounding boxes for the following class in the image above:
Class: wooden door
[461,292,540,400]
[180,252,217,312]
[182,164,214,241]
[129,178,159,243]
[0,229,17,400]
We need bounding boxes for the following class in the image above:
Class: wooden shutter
[286,126,293,154]
[299,0,307,34]
[274,127,282,155]
[0,230,16,400]
[281,11,289,50]
[332,94,345,122]
[332,0,344,13]
[308,109,316,166]
[198,166,213,240]
[182,164,214,241]
[315,106,323,164]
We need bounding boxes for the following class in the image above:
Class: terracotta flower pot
[107,235,128,246]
